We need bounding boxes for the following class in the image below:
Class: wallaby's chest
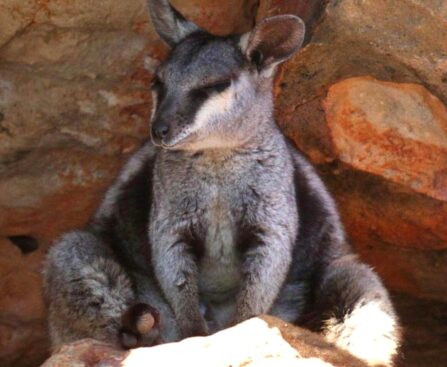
[153,151,277,298]
[198,189,241,301]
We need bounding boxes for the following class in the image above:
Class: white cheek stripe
[190,73,252,135]
[190,86,235,133]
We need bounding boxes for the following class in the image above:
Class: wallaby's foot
[119,303,161,349]
[178,312,209,339]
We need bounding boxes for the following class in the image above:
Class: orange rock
[324,77,447,202]
[258,0,447,304]
[0,239,50,367]
[257,0,325,37]
[323,168,447,300]
[0,2,260,366]
[41,318,369,367]
[0,149,127,367]
[171,0,258,35]
[320,77,447,301]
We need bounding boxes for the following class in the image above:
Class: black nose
[152,123,169,141]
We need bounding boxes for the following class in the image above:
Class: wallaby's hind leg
[131,273,180,343]
[44,231,159,350]
[313,255,401,366]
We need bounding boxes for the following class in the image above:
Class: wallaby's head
[147,0,305,150]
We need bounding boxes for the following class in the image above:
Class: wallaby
[44,0,401,365]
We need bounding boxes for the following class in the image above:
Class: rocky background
[0,0,445,366]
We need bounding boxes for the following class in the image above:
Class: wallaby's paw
[119,303,161,349]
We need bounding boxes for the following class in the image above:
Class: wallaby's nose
[152,123,170,141]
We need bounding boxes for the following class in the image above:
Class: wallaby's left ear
[242,15,305,75]
[147,0,202,47]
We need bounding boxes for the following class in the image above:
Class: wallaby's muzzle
[150,94,195,148]
[151,118,170,145]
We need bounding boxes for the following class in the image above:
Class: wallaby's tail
[314,255,401,366]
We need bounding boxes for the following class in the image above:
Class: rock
[0,149,125,367]
[0,1,258,366]
[393,292,447,367]
[324,167,447,301]
[323,0,447,104]
[0,238,50,367]
[321,78,447,302]
[0,1,39,46]
[0,0,256,49]
[41,296,447,367]
[256,0,326,41]
[170,0,259,35]
[258,0,447,162]
[41,317,368,367]
[258,0,447,302]
[261,316,368,367]
[1,0,447,366]
[324,77,447,202]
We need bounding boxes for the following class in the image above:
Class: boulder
[41,317,368,367]
[258,0,447,302]
[1,0,447,366]
[0,1,258,366]
[0,238,49,367]
[324,77,447,203]
[39,295,447,367]
[321,76,447,300]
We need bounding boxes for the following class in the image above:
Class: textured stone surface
[393,293,447,367]
[256,0,326,41]
[325,77,447,202]
[321,77,447,300]
[1,0,447,366]
[41,317,368,367]
[0,1,258,366]
[258,0,447,303]
[323,167,447,301]
[0,238,49,367]
[259,0,447,163]
[322,79,447,301]
[36,297,447,367]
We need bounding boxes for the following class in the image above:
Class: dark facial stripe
[151,33,245,145]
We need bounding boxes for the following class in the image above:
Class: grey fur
[147,0,201,47]
[44,2,401,365]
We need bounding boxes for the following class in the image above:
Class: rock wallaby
[44,0,401,365]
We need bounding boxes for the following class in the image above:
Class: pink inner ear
[247,15,306,67]
[147,0,202,46]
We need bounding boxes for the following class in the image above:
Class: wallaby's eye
[194,79,232,97]
[207,80,232,93]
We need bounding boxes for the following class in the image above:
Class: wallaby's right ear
[147,0,202,47]
[241,15,306,76]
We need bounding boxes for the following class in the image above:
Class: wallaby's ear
[147,0,202,47]
[242,15,305,76]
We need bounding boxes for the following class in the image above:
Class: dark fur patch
[93,151,155,275]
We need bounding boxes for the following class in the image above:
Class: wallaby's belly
[198,203,241,331]
[199,253,240,302]
[198,198,241,303]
